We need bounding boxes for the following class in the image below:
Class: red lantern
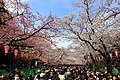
[14,49,18,57]
[96,57,99,61]
[29,54,33,59]
[25,54,28,59]
[31,54,34,57]
[4,46,10,55]
[98,56,101,60]
[87,59,92,63]
[20,51,24,57]
[115,50,118,57]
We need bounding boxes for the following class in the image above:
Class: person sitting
[0,74,6,80]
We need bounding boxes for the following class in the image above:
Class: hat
[40,73,46,77]
[37,69,41,73]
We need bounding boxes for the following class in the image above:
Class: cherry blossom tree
[0,0,60,66]
[60,0,120,72]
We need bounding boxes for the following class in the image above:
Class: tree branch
[84,0,95,34]
[104,11,120,21]
[10,20,54,45]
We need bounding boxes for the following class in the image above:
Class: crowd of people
[0,65,120,80]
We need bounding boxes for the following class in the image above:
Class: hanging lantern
[20,51,24,57]
[4,45,10,55]
[98,56,101,60]
[29,54,32,59]
[87,58,92,63]
[115,50,118,57]
[109,53,112,59]
[96,57,99,61]
[14,49,18,57]
[31,54,34,57]
[25,54,28,59]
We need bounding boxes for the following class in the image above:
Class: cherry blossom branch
[10,20,54,45]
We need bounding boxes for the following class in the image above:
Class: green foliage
[21,69,35,78]
[0,68,36,78]
[99,68,107,73]
[1,72,9,77]
[0,69,6,73]
[112,68,120,75]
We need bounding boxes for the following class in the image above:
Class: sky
[22,0,77,17]
[3,0,74,48]
[21,0,76,48]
